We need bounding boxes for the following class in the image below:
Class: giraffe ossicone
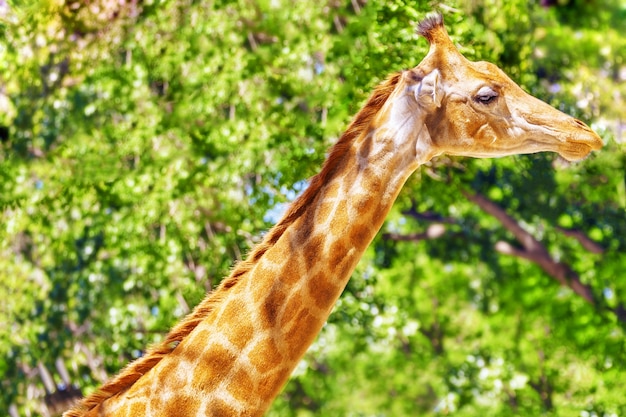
[65,13,602,417]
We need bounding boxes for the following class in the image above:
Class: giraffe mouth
[558,140,602,161]
[521,115,604,161]
[555,130,604,161]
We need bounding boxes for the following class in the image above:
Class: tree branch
[403,203,457,224]
[555,226,605,254]
[464,191,598,306]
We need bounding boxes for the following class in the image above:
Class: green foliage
[1,0,624,416]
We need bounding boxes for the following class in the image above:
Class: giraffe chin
[557,144,598,162]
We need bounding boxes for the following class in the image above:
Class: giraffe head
[402,14,602,164]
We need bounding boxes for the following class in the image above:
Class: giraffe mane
[238,71,403,270]
[64,71,402,417]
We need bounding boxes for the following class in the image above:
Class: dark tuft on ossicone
[416,12,444,41]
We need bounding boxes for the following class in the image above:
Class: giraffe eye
[475,86,498,104]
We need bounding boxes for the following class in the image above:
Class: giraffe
[65,13,602,417]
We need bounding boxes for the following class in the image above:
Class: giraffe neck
[92,75,427,417]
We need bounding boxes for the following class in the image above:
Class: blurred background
[1,0,625,415]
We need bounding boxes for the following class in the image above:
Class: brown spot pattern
[196,344,235,386]
[225,322,255,351]
[227,368,255,404]
[307,272,339,309]
[303,234,324,270]
[160,395,199,416]
[248,337,282,375]
[207,399,238,417]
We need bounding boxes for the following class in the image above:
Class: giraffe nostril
[573,118,590,130]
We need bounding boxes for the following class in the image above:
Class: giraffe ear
[413,69,443,108]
